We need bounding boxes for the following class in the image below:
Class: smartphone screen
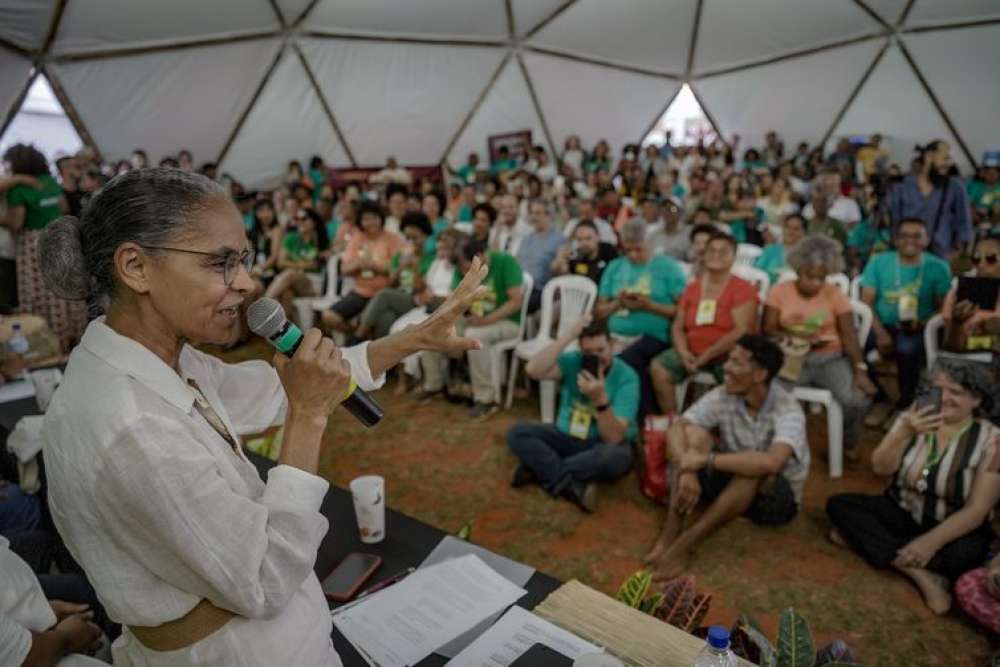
[322,553,381,601]
[581,354,601,377]
[915,386,943,413]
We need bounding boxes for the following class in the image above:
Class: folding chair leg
[674,379,690,414]
[540,379,556,423]
[505,355,519,409]
[491,349,503,407]
[826,399,844,479]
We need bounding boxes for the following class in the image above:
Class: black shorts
[697,468,798,525]
[329,291,370,320]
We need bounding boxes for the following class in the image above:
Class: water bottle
[7,323,29,356]
[693,626,737,667]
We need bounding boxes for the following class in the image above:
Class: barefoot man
[645,335,811,582]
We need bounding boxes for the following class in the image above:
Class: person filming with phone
[827,359,1000,615]
[34,168,488,666]
[506,316,639,513]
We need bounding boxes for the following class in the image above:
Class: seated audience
[827,359,1000,614]
[490,194,532,254]
[650,233,758,414]
[551,220,617,285]
[764,236,875,459]
[564,197,617,245]
[943,232,1000,354]
[805,188,847,243]
[508,316,638,512]
[956,555,1000,635]
[321,201,403,334]
[645,336,809,581]
[369,156,412,186]
[686,223,717,274]
[754,213,806,285]
[470,202,495,244]
[263,208,322,321]
[418,237,523,419]
[516,199,565,312]
[422,190,450,253]
[804,168,862,227]
[647,198,690,260]
[862,218,951,425]
[248,200,282,287]
[355,212,435,340]
[756,176,798,241]
[595,218,686,351]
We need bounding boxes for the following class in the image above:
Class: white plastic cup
[30,368,62,412]
[350,475,385,544]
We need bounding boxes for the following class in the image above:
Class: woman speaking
[38,168,487,665]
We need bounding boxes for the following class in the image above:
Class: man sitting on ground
[507,316,638,513]
[644,335,810,582]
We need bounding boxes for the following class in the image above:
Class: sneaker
[561,481,597,513]
[469,402,500,421]
[510,464,538,488]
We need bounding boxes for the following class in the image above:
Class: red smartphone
[322,553,382,602]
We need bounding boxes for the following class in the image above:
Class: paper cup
[30,368,62,412]
[350,475,385,544]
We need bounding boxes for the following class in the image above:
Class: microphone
[247,297,384,428]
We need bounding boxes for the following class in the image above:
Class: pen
[330,567,416,617]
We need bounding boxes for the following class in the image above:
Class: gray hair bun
[40,216,91,301]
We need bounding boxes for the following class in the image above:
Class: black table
[248,453,562,666]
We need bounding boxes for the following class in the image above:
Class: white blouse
[43,319,384,666]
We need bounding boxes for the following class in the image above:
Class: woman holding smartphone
[37,168,487,666]
[827,359,1000,615]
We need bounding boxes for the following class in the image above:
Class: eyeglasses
[140,245,253,286]
[973,253,1000,266]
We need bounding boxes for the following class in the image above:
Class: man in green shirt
[806,189,847,243]
[508,316,638,512]
[968,155,999,223]
[489,146,519,177]
[860,218,951,419]
[418,237,524,419]
[455,153,480,185]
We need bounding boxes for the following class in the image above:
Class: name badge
[695,299,717,326]
[967,334,992,351]
[898,294,918,322]
[569,401,592,440]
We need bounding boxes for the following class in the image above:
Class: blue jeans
[865,326,925,408]
[0,482,42,536]
[506,423,633,495]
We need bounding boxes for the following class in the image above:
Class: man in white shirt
[489,193,533,255]
[563,197,617,245]
[369,156,412,186]
[802,169,861,226]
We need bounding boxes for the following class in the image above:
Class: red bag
[639,415,674,503]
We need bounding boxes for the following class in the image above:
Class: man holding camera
[506,317,638,512]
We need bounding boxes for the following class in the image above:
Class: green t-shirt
[457,204,474,223]
[808,217,847,244]
[845,218,892,262]
[597,255,686,343]
[490,158,518,175]
[754,244,789,285]
[6,175,63,231]
[860,250,952,326]
[308,168,325,201]
[556,352,639,441]
[424,217,451,254]
[451,251,524,323]
[456,164,477,184]
[390,251,434,293]
[968,180,1000,212]
[282,231,318,265]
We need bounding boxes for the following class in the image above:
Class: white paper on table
[446,606,603,666]
[333,554,527,667]
[420,536,536,659]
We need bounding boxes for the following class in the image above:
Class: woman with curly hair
[1,144,87,348]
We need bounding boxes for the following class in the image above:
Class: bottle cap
[708,625,730,650]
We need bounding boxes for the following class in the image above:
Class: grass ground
[228,341,994,666]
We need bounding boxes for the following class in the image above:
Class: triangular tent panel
[905,25,1000,167]
[0,50,32,122]
[219,48,351,189]
[862,0,910,25]
[527,0,694,74]
[446,57,551,169]
[49,38,282,164]
[906,0,1000,28]
[52,0,279,55]
[0,0,52,51]
[274,0,315,27]
[694,0,880,74]
[523,52,680,156]
[511,0,566,37]
[694,38,885,153]
[832,43,971,173]
[305,0,507,40]
[300,38,506,166]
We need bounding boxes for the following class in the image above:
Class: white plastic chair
[678,261,693,281]
[292,255,340,330]
[849,274,862,301]
[730,264,771,304]
[735,243,763,268]
[790,298,872,479]
[923,313,992,371]
[504,276,598,420]
[777,271,851,296]
[489,272,534,407]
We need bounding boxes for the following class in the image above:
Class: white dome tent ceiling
[1,0,998,187]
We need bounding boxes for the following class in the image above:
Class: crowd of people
[2,128,1000,662]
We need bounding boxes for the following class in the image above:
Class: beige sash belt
[129,599,236,652]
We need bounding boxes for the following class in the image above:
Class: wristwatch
[595,402,611,412]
